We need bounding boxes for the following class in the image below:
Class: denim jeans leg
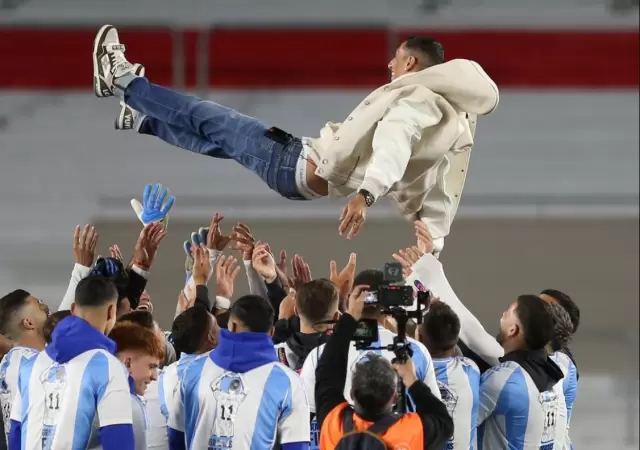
[138,117,230,159]
[124,78,305,198]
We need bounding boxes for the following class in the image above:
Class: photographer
[315,286,453,450]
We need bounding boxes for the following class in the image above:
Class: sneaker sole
[93,24,116,98]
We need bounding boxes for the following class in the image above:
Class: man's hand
[109,244,124,263]
[131,183,175,226]
[347,285,369,321]
[251,242,277,283]
[73,224,98,267]
[274,249,292,288]
[132,222,166,269]
[392,246,424,278]
[216,255,241,298]
[330,252,357,300]
[414,220,434,254]
[290,254,312,290]
[231,223,256,261]
[392,358,418,388]
[191,244,211,286]
[279,289,297,320]
[338,194,368,239]
[207,213,233,251]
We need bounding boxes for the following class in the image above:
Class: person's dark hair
[43,310,72,344]
[544,301,573,352]
[0,289,31,337]
[171,307,212,355]
[74,276,118,308]
[118,310,154,330]
[351,354,397,416]
[541,289,580,334]
[421,302,460,352]
[515,294,554,351]
[296,278,339,324]
[229,295,274,333]
[403,36,445,67]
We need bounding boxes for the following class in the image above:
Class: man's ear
[22,318,35,331]
[268,326,274,338]
[293,305,299,317]
[70,303,77,315]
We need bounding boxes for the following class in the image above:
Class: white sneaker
[93,24,136,98]
[115,64,145,130]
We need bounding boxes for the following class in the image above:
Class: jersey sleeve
[9,382,21,423]
[168,373,186,432]
[278,373,311,444]
[413,341,441,400]
[478,366,511,425]
[299,346,321,414]
[97,357,134,427]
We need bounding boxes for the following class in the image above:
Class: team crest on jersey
[437,381,458,417]
[209,373,248,450]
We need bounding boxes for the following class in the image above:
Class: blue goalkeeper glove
[130,183,175,227]
[183,227,209,282]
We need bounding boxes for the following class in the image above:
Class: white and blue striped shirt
[478,361,561,450]
[0,346,38,443]
[10,349,133,450]
[550,352,578,449]
[170,354,310,450]
[158,354,200,429]
[433,356,480,450]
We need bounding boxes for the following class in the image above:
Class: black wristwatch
[358,189,376,207]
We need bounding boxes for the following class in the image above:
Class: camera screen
[364,291,378,304]
[351,319,379,342]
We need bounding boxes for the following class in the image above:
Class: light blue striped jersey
[171,354,310,449]
[550,352,578,449]
[11,348,133,450]
[478,361,562,450]
[0,346,38,442]
[433,356,480,450]
[158,353,200,427]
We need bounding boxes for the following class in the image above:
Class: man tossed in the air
[93,25,499,253]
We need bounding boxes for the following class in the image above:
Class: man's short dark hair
[541,289,580,334]
[118,310,155,330]
[515,294,554,351]
[296,278,339,324]
[74,276,118,308]
[43,310,72,344]
[351,354,397,416]
[421,302,460,352]
[229,295,274,333]
[0,289,31,337]
[171,307,212,355]
[403,36,445,67]
[544,301,573,352]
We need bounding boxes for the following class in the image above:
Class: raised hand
[330,252,357,300]
[109,244,124,263]
[231,223,256,261]
[206,213,232,251]
[290,254,312,290]
[132,222,165,269]
[73,224,98,267]
[216,255,241,299]
[392,246,424,278]
[414,220,434,254]
[191,244,212,286]
[338,195,367,240]
[251,242,277,283]
[131,183,176,226]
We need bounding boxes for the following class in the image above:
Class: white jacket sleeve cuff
[59,263,93,311]
[243,260,269,299]
[406,254,503,366]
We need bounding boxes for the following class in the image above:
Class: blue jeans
[124,77,307,200]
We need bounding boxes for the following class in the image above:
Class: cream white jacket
[305,59,499,251]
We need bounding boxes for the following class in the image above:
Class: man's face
[125,352,160,395]
[497,301,520,346]
[388,43,414,81]
[22,296,50,334]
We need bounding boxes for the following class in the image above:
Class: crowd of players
[0,184,580,450]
